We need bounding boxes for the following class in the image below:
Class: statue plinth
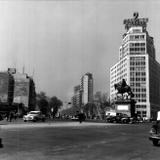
[114,79,136,117]
[115,99,136,117]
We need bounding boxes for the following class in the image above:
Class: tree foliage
[36,92,47,100]
[36,92,49,115]
[49,96,63,118]
[38,99,49,115]
[36,92,63,117]
[83,103,97,119]
[60,106,79,116]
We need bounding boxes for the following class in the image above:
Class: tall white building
[110,12,160,119]
[81,73,93,105]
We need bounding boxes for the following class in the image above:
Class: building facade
[13,72,30,107]
[0,68,36,111]
[110,12,160,119]
[0,71,14,105]
[72,85,82,108]
[12,69,36,109]
[81,73,93,105]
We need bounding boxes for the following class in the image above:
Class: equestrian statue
[114,79,134,100]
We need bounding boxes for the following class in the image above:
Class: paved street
[0,121,159,160]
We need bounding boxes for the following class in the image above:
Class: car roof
[29,111,41,113]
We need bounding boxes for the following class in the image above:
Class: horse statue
[114,79,134,99]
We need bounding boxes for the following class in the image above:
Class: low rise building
[0,68,36,112]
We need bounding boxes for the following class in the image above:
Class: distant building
[71,72,94,109]
[0,68,36,111]
[13,72,30,107]
[11,69,36,109]
[81,73,93,105]
[110,13,160,119]
[94,91,102,103]
[72,85,82,108]
[0,71,14,105]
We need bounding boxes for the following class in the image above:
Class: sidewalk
[0,119,118,129]
[0,118,24,125]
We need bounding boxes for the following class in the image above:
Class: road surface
[0,121,159,160]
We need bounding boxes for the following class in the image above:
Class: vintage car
[71,113,86,122]
[23,111,46,122]
[106,113,130,123]
[71,115,79,121]
[149,121,160,146]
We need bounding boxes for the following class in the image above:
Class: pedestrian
[6,112,10,121]
[0,114,3,121]
[78,113,86,123]
[78,113,82,123]
[9,111,14,122]
[14,111,18,120]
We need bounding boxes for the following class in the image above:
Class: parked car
[71,113,86,122]
[129,116,143,124]
[106,115,123,123]
[106,113,129,123]
[71,115,79,121]
[23,111,46,122]
[120,116,131,124]
[149,121,160,146]
[106,116,117,123]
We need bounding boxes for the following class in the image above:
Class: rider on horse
[114,79,134,99]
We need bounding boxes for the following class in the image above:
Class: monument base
[115,99,136,117]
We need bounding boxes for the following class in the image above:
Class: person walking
[9,111,14,122]
[6,112,10,121]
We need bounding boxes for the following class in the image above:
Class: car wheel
[123,120,127,123]
[153,139,159,146]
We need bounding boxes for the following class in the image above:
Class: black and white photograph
[0,0,160,159]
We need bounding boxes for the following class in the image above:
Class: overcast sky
[0,0,160,102]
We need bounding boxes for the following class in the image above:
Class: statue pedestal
[115,99,136,117]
